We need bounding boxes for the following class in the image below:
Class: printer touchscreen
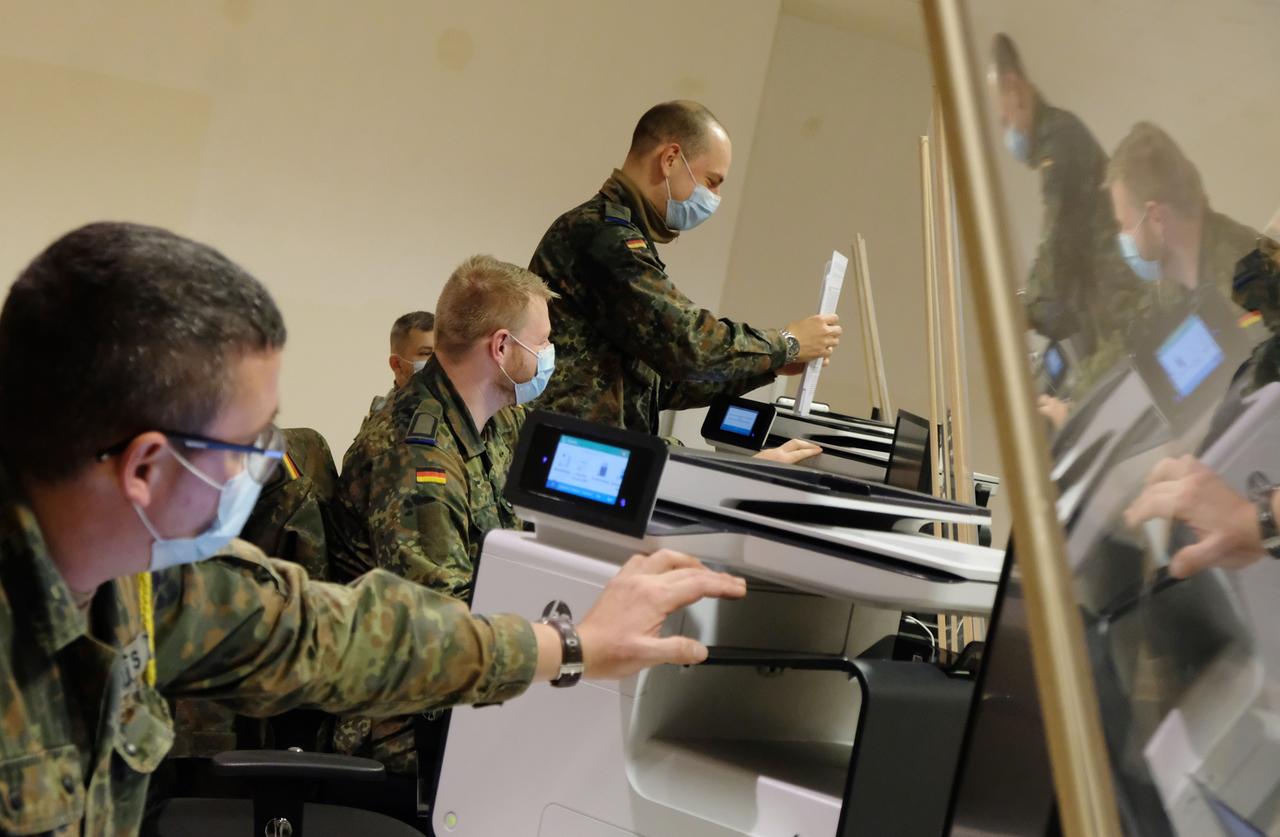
[507,410,668,538]
[700,395,777,450]
[1155,314,1223,401]
[546,435,631,505]
[720,405,759,437]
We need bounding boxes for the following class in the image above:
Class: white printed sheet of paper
[794,250,848,415]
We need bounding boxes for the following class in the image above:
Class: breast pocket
[113,685,174,776]
[0,745,85,835]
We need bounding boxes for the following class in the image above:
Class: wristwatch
[540,600,584,687]
[779,329,800,363]
[1247,471,1280,560]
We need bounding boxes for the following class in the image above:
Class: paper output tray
[638,647,976,837]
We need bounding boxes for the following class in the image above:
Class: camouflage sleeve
[587,224,788,381]
[152,544,537,716]
[1025,157,1081,340]
[658,370,778,411]
[1069,331,1127,398]
[365,439,475,599]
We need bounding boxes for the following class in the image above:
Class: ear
[115,431,171,509]
[388,354,401,375]
[488,329,511,365]
[1145,200,1167,229]
[658,142,681,176]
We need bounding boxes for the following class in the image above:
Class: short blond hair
[434,255,557,357]
[1105,122,1206,217]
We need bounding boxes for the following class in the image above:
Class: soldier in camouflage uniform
[990,34,1143,360]
[368,311,436,418]
[0,222,746,835]
[169,427,340,758]
[530,100,843,435]
[1038,122,1259,428]
[330,255,547,773]
[329,255,821,774]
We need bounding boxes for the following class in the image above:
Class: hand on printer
[1037,394,1070,430]
[753,438,822,464]
[1124,455,1268,578]
[533,550,746,682]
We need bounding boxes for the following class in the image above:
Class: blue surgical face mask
[1004,126,1030,164]
[133,445,264,572]
[499,333,555,405]
[1118,210,1162,282]
[665,152,721,231]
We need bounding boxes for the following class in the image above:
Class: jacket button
[8,790,21,810]
[124,742,139,756]
[62,775,76,793]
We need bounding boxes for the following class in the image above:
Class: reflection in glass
[936,2,1280,833]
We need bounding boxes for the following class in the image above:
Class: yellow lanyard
[134,571,157,687]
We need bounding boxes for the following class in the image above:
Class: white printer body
[431,411,1004,837]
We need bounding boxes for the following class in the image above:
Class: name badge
[118,632,151,693]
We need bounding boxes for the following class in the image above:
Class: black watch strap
[540,600,584,687]
[1247,472,1280,559]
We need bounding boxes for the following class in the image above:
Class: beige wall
[0,0,781,458]
[0,0,1014,541]
[718,11,1008,541]
[970,1,1280,280]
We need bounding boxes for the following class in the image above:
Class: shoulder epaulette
[404,398,443,446]
[603,200,633,226]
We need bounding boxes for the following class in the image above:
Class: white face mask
[397,355,429,375]
[133,445,264,572]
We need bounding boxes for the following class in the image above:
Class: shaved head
[628,100,725,159]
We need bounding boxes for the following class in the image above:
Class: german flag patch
[415,468,447,485]
[625,238,647,251]
[282,452,301,480]
[1239,310,1263,328]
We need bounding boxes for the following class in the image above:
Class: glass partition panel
[926,1,1280,833]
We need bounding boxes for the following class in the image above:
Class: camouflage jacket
[530,172,783,434]
[331,359,524,596]
[169,427,340,758]
[329,359,526,772]
[1022,94,1144,356]
[367,386,395,418]
[238,427,338,581]
[0,464,536,836]
[1071,210,1259,397]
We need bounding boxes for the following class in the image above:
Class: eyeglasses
[97,425,286,484]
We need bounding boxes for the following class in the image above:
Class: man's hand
[785,314,842,364]
[778,357,831,376]
[1123,455,1265,578]
[1038,394,1070,430]
[569,550,746,680]
[753,439,821,465]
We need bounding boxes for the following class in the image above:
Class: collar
[605,170,678,245]
[414,358,487,459]
[1028,89,1054,165]
[1197,208,1257,292]
[0,462,89,654]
